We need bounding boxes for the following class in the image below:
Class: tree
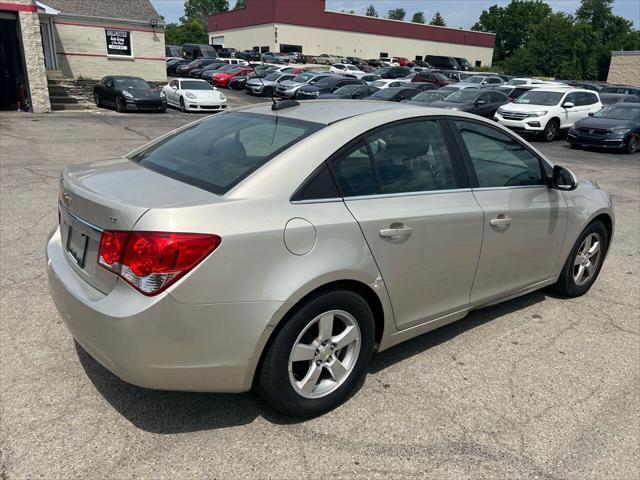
[365,4,378,17]
[412,11,426,24]
[472,1,552,62]
[429,11,446,26]
[164,17,208,45]
[387,8,406,20]
[183,0,229,28]
[233,0,245,9]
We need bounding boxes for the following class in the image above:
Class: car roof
[236,100,417,125]
[529,86,583,93]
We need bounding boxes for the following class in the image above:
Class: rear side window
[454,121,544,188]
[131,113,323,195]
[330,142,379,197]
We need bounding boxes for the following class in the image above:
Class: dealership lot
[1,97,638,479]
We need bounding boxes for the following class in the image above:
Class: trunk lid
[58,158,219,294]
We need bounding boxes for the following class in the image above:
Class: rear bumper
[47,227,279,393]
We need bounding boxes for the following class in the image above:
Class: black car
[318,84,380,99]
[495,85,533,102]
[93,76,166,113]
[454,57,472,71]
[601,85,640,96]
[200,63,235,81]
[402,90,451,106]
[297,77,365,99]
[378,66,413,79]
[182,44,218,61]
[176,58,220,77]
[237,50,262,61]
[600,93,640,105]
[567,103,640,154]
[367,87,421,102]
[218,47,238,58]
[228,69,275,90]
[165,45,182,58]
[411,82,442,92]
[189,59,225,77]
[425,55,460,70]
[429,89,509,117]
[166,58,189,76]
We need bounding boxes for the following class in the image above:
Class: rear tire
[542,119,559,142]
[258,290,375,418]
[553,221,608,297]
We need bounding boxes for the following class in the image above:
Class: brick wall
[53,18,166,82]
[607,52,640,85]
[18,8,51,112]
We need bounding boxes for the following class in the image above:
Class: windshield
[309,75,328,84]
[507,79,527,86]
[346,65,359,71]
[315,77,337,87]
[370,89,402,99]
[445,90,481,103]
[115,78,150,90]
[412,91,446,102]
[131,113,323,195]
[594,105,640,120]
[465,76,485,84]
[180,81,213,90]
[333,85,361,95]
[292,73,314,83]
[515,91,564,106]
[264,73,282,81]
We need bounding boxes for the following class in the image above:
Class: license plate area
[66,224,89,269]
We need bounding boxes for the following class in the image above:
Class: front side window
[131,113,323,195]
[455,121,544,188]
[329,120,459,197]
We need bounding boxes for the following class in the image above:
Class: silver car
[245,72,296,96]
[276,72,333,99]
[47,101,614,418]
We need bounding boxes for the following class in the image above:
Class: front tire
[626,135,639,154]
[258,290,375,418]
[180,97,187,113]
[115,96,124,113]
[542,119,559,142]
[553,221,609,297]
[94,93,101,107]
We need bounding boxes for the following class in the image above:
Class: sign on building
[105,29,132,56]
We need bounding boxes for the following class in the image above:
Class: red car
[397,57,414,67]
[211,67,253,88]
[412,71,452,87]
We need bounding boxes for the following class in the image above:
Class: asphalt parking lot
[1,92,639,479]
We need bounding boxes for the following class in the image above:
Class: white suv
[495,87,603,141]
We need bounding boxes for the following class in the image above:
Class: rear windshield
[131,113,324,195]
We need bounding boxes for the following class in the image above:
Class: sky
[151,0,640,29]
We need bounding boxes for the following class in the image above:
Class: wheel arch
[248,278,388,390]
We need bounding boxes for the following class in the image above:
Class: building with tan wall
[607,51,640,85]
[208,0,495,68]
[0,0,166,113]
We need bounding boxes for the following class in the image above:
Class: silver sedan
[47,101,614,418]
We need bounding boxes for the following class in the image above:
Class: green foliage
[387,8,406,21]
[233,0,245,9]
[164,17,208,45]
[472,1,552,62]
[429,11,446,26]
[183,0,229,27]
[412,11,426,24]
[365,4,378,17]
[474,0,638,80]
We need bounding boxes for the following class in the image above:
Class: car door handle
[490,216,512,227]
[379,226,413,238]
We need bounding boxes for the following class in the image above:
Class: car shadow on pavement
[76,290,548,434]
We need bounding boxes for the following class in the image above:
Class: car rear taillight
[98,231,221,295]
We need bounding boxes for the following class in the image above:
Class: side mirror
[588,112,594,117]
[550,165,578,191]
[475,99,486,105]
[563,101,574,108]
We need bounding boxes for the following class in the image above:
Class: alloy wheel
[573,232,602,286]
[288,310,361,399]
